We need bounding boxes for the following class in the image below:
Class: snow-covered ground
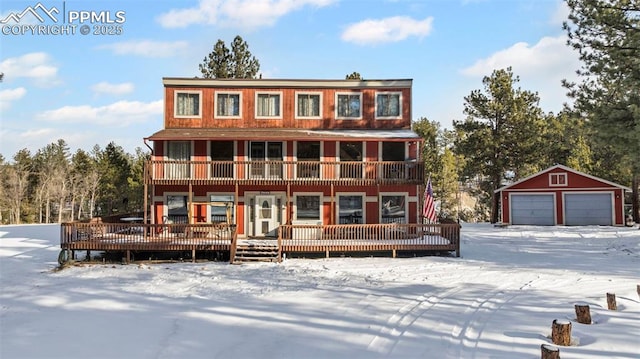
[1,223,638,359]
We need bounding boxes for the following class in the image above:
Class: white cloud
[461,35,577,78]
[0,87,27,111]
[341,16,433,45]
[0,52,58,83]
[37,100,163,126]
[550,0,570,27]
[96,41,189,58]
[460,35,580,113]
[157,0,335,29]
[91,82,135,96]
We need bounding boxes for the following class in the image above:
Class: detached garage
[496,165,630,226]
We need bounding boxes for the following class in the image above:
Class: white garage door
[511,194,555,225]
[564,193,612,226]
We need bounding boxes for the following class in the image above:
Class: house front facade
[496,165,630,226]
[143,78,426,238]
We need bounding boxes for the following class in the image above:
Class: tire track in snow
[446,275,542,359]
[366,286,467,356]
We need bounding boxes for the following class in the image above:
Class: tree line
[1,2,638,224]
[0,140,147,224]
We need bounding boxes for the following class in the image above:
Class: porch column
[286,183,291,224]
[330,183,335,225]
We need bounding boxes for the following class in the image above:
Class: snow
[1,223,639,359]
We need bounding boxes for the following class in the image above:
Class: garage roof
[494,164,631,192]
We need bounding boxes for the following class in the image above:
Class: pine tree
[454,67,545,223]
[564,0,640,221]
[200,35,260,79]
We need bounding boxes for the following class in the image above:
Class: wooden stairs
[232,239,280,263]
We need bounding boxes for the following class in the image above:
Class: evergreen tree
[127,147,149,214]
[345,72,362,80]
[413,118,462,221]
[96,142,131,216]
[200,35,260,79]
[564,0,640,221]
[453,67,545,223]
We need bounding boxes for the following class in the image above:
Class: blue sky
[0,0,578,159]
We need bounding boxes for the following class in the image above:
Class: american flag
[423,177,437,223]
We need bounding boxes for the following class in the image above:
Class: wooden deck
[60,222,460,264]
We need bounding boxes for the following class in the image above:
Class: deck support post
[392,249,396,258]
[125,250,131,264]
[143,181,148,238]
[326,249,329,258]
[192,249,196,263]
[86,250,90,261]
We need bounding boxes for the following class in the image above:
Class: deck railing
[60,222,460,263]
[60,222,235,253]
[278,223,460,259]
[146,160,423,184]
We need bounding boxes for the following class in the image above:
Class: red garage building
[496,165,630,226]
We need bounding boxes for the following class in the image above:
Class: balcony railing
[146,160,424,185]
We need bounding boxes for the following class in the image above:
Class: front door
[255,195,278,236]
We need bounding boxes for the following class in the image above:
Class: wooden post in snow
[551,319,571,346]
[636,284,639,300]
[574,304,592,324]
[606,293,617,311]
[541,344,560,359]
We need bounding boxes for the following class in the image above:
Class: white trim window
[295,92,322,119]
[165,194,188,224]
[209,193,235,224]
[295,194,322,221]
[215,92,241,118]
[255,92,282,118]
[175,91,201,117]
[549,173,568,187]
[381,194,407,224]
[375,92,401,119]
[336,93,362,119]
[337,194,364,224]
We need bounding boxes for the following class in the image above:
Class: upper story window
[296,92,322,119]
[175,91,201,118]
[215,92,241,118]
[549,173,567,186]
[256,92,282,119]
[336,93,362,119]
[375,92,401,119]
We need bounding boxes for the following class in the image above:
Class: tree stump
[606,293,617,311]
[574,304,592,324]
[541,344,560,359]
[551,319,572,346]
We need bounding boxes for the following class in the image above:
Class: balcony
[145,160,424,186]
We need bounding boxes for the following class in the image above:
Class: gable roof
[494,164,631,193]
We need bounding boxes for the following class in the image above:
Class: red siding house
[59,77,463,263]
[144,78,425,236]
[496,165,630,226]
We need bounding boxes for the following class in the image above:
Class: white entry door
[255,195,278,236]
